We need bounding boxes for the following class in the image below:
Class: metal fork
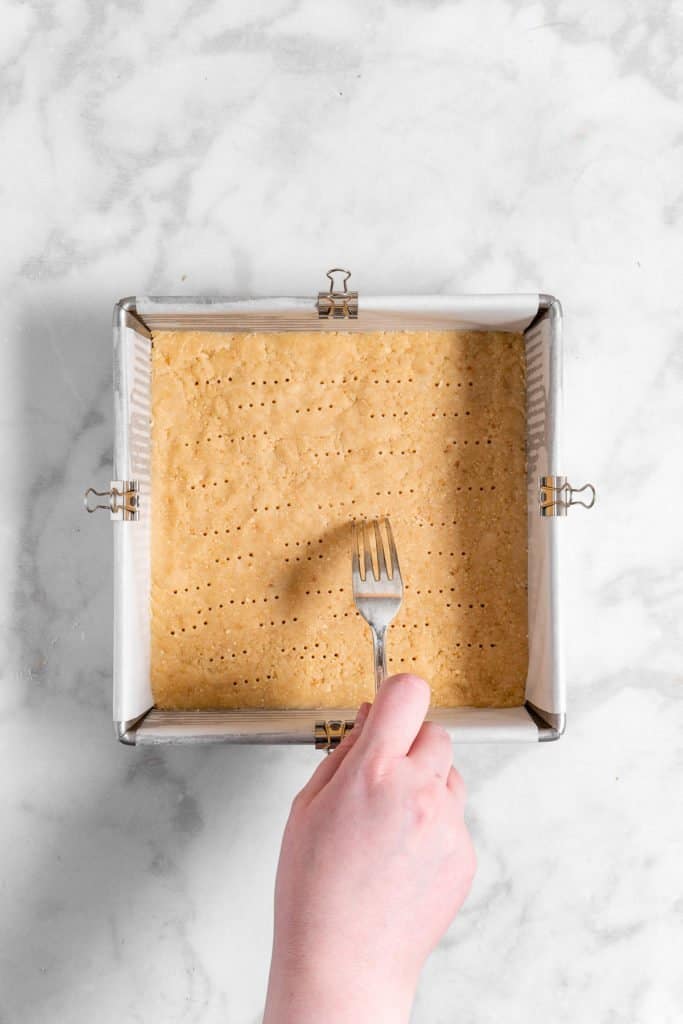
[352,518,404,692]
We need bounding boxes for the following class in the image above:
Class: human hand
[263,674,476,1024]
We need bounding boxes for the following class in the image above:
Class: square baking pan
[86,270,594,746]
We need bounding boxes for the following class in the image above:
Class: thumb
[352,674,431,760]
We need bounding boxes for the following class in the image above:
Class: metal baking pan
[86,270,595,746]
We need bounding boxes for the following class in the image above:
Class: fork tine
[361,521,375,581]
[384,517,400,579]
[374,519,388,579]
[352,521,361,583]
[351,517,404,694]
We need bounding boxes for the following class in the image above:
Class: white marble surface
[1,2,682,1021]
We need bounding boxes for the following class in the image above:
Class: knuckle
[412,780,442,825]
[422,721,453,756]
[360,751,393,790]
[290,790,308,817]
[427,720,450,743]
[451,768,467,802]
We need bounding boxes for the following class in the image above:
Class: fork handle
[372,627,388,693]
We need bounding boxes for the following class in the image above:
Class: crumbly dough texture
[150,329,528,710]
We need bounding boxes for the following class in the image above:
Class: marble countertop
[2,3,681,1022]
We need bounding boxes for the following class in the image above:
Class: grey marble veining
[1,2,682,1021]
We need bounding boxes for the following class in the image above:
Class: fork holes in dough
[154,331,525,710]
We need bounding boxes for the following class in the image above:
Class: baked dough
[150,329,528,709]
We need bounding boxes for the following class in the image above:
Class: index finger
[354,673,431,758]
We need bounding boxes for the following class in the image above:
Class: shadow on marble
[13,298,117,712]
[6,298,292,1017]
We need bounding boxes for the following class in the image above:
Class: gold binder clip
[84,481,139,521]
[317,268,358,319]
[540,476,596,517]
[314,719,354,752]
